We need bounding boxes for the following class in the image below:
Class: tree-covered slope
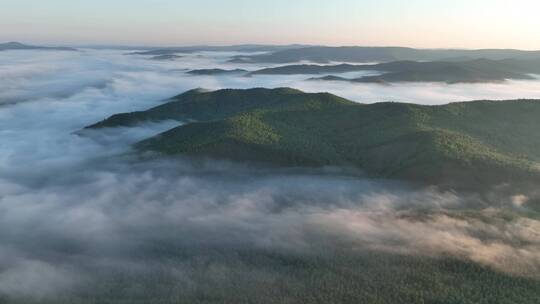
[11,248,540,304]
[86,87,353,129]
[86,88,540,186]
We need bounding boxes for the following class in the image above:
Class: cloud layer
[0,49,539,300]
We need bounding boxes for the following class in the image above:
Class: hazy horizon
[2,0,540,49]
[9,41,540,51]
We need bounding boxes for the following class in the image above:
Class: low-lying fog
[0,49,539,301]
[3,49,540,106]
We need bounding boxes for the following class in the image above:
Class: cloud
[1,156,538,299]
[311,209,540,276]
[0,258,83,299]
[0,49,539,300]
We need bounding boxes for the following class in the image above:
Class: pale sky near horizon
[1,0,539,49]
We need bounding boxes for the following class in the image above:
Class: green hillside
[87,88,540,187]
[86,88,349,129]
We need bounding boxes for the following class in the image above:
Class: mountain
[150,54,183,60]
[128,44,308,56]
[0,41,76,51]
[187,68,248,75]
[254,59,540,83]
[230,46,540,64]
[86,88,540,188]
[85,88,308,129]
[336,70,529,84]
[249,63,369,75]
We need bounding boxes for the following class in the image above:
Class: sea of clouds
[0,49,539,301]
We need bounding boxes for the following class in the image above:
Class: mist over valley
[1,44,540,303]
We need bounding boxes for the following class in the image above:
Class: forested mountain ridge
[86,88,540,187]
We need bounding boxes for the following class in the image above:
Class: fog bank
[0,49,539,301]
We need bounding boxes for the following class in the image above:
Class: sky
[1,0,540,49]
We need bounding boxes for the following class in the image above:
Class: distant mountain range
[4,42,540,66]
[307,59,540,84]
[0,41,76,51]
[230,46,540,64]
[189,58,540,84]
[127,44,309,56]
[85,88,540,188]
